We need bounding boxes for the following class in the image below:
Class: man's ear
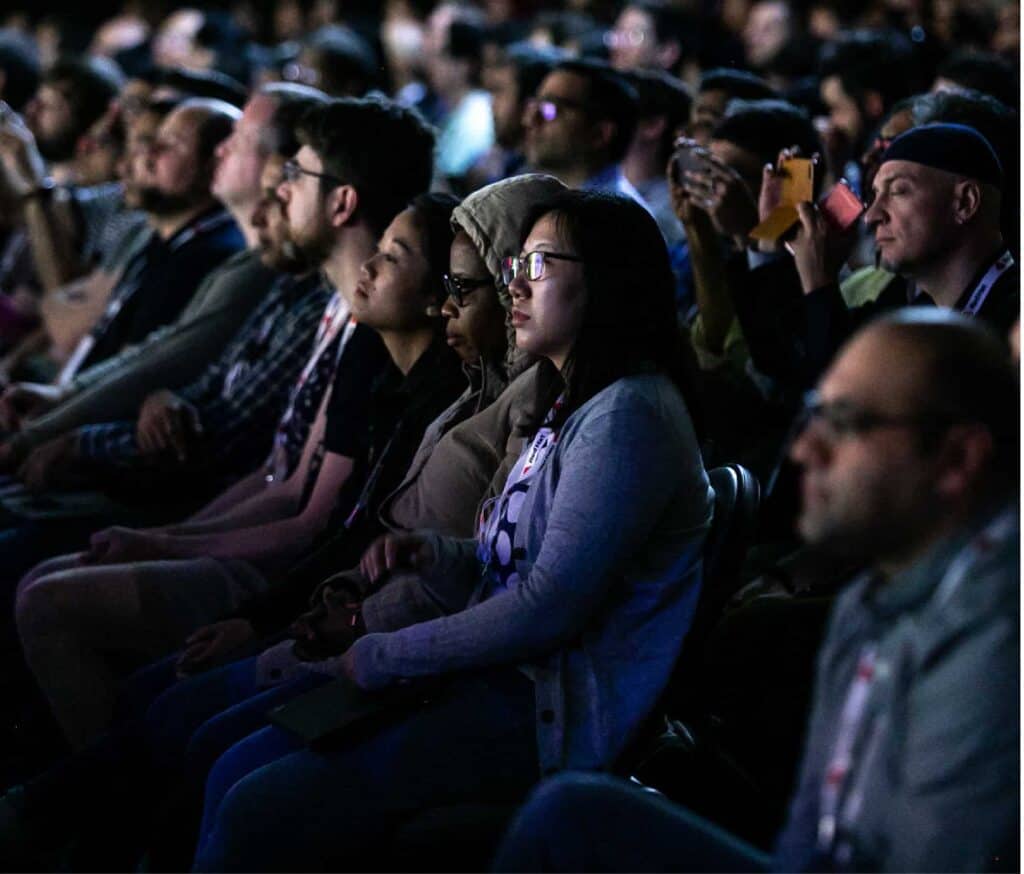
[952,179,983,224]
[933,424,994,502]
[327,185,359,228]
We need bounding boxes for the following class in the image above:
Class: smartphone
[818,179,864,232]
[670,139,711,185]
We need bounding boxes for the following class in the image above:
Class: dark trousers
[493,772,772,872]
[194,669,538,872]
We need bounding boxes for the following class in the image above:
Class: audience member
[476,41,561,184]
[0,5,1014,871]
[689,67,777,144]
[623,68,692,245]
[494,308,1018,874]
[0,97,249,467]
[425,7,495,186]
[524,58,644,204]
[607,0,687,74]
[14,95,441,748]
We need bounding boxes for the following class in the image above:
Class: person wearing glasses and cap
[523,58,649,209]
[495,307,1019,873]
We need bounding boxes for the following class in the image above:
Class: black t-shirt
[322,323,392,459]
[82,208,244,370]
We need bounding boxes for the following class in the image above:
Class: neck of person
[541,154,609,190]
[914,230,1006,308]
[150,196,219,241]
[874,491,1001,579]
[622,140,662,188]
[322,221,377,310]
[227,196,260,248]
[380,326,436,376]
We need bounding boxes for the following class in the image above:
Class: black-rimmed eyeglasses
[281,159,345,188]
[442,274,492,307]
[501,251,583,285]
[799,390,966,440]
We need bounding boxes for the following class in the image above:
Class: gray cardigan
[344,372,713,774]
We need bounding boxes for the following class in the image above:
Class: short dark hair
[519,190,703,438]
[156,67,249,107]
[259,84,330,158]
[699,68,778,101]
[44,55,124,137]
[0,30,39,112]
[626,68,693,161]
[295,96,436,235]
[818,30,917,109]
[713,98,823,178]
[498,42,564,103]
[879,309,1019,488]
[552,58,639,162]
[305,24,380,96]
[936,50,1018,109]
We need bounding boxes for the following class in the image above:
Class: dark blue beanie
[880,123,1003,187]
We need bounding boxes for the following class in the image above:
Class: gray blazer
[344,373,713,774]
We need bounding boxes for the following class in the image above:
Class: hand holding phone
[669,137,711,187]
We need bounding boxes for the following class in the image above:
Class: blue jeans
[493,772,772,872]
[194,669,538,872]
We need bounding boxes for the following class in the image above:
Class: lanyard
[816,508,1017,860]
[477,396,564,559]
[56,211,235,387]
[961,250,1014,317]
[264,293,357,483]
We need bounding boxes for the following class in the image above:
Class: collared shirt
[582,164,652,213]
[77,272,329,475]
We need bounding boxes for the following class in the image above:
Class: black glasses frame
[281,158,345,189]
[442,274,492,307]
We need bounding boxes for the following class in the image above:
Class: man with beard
[0,98,244,454]
[23,95,335,502]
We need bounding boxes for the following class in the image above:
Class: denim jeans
[493,772,771,872]
[194,668,538,872]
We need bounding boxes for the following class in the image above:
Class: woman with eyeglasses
[191,190,713,872]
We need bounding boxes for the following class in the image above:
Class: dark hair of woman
[405,191,462,332]
[518,189,704,440]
